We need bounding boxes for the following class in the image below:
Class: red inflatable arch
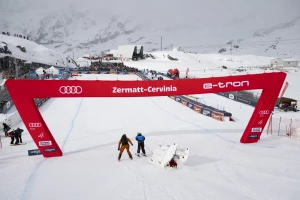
[5,72,286,157]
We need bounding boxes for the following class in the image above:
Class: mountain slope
[0,34,76,67]
[0,0,299,57]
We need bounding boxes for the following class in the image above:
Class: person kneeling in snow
[167,158,178,168]
[118,134,133,161]
[136,132,146,156]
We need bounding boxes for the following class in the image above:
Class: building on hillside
[75,57,91,67]
[115,45,144,61]
[270,58,299,68]
[172,46,182,51]
[104,50,118,60]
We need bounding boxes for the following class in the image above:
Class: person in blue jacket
[136,132,146,156]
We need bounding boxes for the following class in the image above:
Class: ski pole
[145,144,153,154]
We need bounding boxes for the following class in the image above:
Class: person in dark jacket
[8,129,15,145]
[15,128,24,144]
[2,123,10,137]
[118,134,133,161]
[135,132,146,156]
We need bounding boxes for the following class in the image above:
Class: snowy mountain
[0,34,77,68]
[0,0,300,58]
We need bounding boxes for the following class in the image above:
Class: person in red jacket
[118,134,133,161]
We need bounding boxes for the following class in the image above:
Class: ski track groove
[158,187,177,200]
[149,98,236,144]
[150,98,278,149]
[214,143,279,200]
[120,161,149,200]
[20,75,92,200]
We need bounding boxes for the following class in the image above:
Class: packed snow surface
[1,74,300,200]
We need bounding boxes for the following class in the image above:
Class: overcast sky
[0,0,299,45]
[1,0,299,24]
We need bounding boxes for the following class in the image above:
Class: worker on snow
[136,132,146,157]
[118,134,133,161]
[2,123,10,137]
[8,129,16,145]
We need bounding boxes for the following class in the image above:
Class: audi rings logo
[59,86,82,94]
[29,123,42,128]
[259,110,269,115]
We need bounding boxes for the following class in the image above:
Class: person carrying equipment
[15,128,24,144]
[8,129,16,145]
[136,132,146,156]
[118,134,133,161]
[2,123,10,137]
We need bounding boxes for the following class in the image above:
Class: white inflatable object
[149,143,190,168]
[149,143,177,168]
[173,148,190,166]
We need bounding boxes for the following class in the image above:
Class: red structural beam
[5,72,286,157]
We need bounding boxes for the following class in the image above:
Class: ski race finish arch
[5,72,286,157]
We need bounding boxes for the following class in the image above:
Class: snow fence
[136,72,232,121]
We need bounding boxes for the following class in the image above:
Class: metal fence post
[271,115,273,134]
[278,117,281,136]
[290,118,293,138]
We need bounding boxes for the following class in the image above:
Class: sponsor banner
[193,105,202,113]
[112,85,177,94]
[216,92,257,107]
[211,111,224,121]
[29,123,42,130]
[248,134,259,139]
[201,108,212,117]
[187,102,194,110]
[138,72,232,121]
[229,93,235,100]
[203,81,250,90]
[39,141,52,146]
[59,86,82,94]
[29,123,42,128]
[257,119,263,125]
[28,149,42,156]
[236,97,251,105]
[251,127,262,132]
[259,110,269,115]
[175,96,181,102]
[181,99,188,106]
[44,148,56,153]
[38,132,44,138]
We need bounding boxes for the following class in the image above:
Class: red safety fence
[267,115,300,139]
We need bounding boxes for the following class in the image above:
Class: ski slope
[1,73,300,200]
[0,34,76,68]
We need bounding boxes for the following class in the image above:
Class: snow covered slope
[124,51,300,101]
[0,73,300,200]
[0,34,76,67]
